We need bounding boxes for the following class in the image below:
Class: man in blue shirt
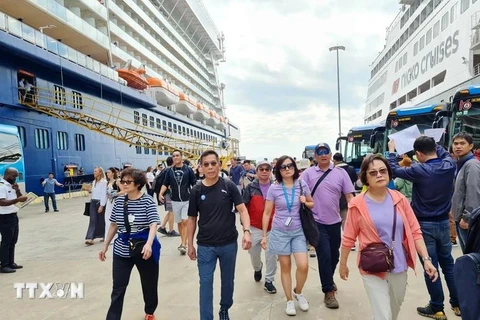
[388,136,460,319]
[229,158,244,192]
[41,173,63,213]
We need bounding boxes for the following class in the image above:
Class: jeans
[106,255,159,320]
[314,221,342,293]
[455,222,469,254]
[0,213,19,268]
[419,220,459,311]
[44,193,57,211]
[198,241,238,320]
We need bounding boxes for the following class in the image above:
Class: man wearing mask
[0,168,28,273]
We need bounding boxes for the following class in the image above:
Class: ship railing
[0,12,119,84]
[19,86,227,159]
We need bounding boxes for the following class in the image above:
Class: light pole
[329,45,345,150]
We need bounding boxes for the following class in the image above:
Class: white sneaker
[293,290,309,311]
[285,300,296,316]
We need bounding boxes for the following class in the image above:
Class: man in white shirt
[0,168,27,273]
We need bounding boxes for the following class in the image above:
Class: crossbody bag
[122,195,146,257]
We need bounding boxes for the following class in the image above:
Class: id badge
[128,214,135,224]
[285,217,292,227]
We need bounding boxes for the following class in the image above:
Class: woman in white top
[85,167,107,245]
[145,166,155,197]
[105,167,121,241]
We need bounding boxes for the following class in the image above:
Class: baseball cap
[315,143,331,152]
[297,159,310,170]
[256,160,271,169]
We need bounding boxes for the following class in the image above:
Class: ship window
[414,42,419,56]
[398,95,406,106]
[426,28,432,45]
[187,128,190,136]
[433,21,440,38]
[152,148,156,155]
[173,124,177,133]
[144,147,149,155]
[418,80,431,94]
[134,111,140,124]
[432,70,446,87]
[182,127,186,135]
[419,35,425,51]
[54,85,66,106]
[72,91,83,109]
[56,131,68,150]
[168,122,172,132]
[136,143,141,154]
[403,52,407,65]
[461,0,469,13]
[17,126,26,148]
[451,3,458,23]
[156,118,161,129]
[407,88,417,101]
[149,116,154,128]
[441,12,449,31]
[34,128,50,149]
[142,114,147,126]
[162,120,167,130]
[390,101,397,110]
[434,0,442,8]
[75,134,85,151]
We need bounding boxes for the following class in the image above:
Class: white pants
[105,199,114,239]
[362,272,407,320]
[249,227,277,282]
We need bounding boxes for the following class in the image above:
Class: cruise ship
[364,0,480,123]
[0,0,240,196]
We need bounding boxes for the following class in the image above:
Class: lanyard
[281,182,295,213]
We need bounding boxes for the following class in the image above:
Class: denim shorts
[268,227,308,256]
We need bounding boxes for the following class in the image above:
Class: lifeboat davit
[193,102,208,121]
[148,78,179,106]
[173,93,196,115]
[117,60,149,90]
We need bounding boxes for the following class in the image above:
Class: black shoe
[417,304,447,320]
[10,263,23,269]
[264,281,277,294]
[157,227,168,235]
[219,309,230,320]
[45,209,49,213]
[54,210,59,212]
[254,263,263,282]
[0,267,16,273]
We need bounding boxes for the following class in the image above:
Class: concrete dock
[0,195,462,320]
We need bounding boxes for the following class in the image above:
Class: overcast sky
[203,0,399,160]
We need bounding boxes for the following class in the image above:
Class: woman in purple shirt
[261,155,314,316]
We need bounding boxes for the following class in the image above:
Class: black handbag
[299,181,321,246]
[83,202,90,216]
[122,196,146,257]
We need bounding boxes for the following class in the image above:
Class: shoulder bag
[122,195,146,257]
[359,206,397,273]
[298,180,321,246]
[83,202,90,216]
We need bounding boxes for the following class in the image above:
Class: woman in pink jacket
[339,154,438,320]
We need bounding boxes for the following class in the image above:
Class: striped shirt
[110,194,160,258]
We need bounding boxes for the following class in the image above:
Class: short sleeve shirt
[266,180,311,231]
[188,178,243,246]
[0,179,19,214]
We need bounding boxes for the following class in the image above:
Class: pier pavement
[0,195,462,320]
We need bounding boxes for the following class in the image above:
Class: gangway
[20,87,231,161]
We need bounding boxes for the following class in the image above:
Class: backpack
[454,253,480,320]
[465,206,480,254]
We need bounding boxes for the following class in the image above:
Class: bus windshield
[344,131,374,168]
[452,102,480,146]
[0,128,25,185]
[303,146,316,159]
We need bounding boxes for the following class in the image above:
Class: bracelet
[243,229,251,234]
[422,256,432,263]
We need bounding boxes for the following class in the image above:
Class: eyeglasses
[258,168,270,172]
[316,149,329,156]
[120,180,134,185]
[279,163,295,171]
[202,161,218,167]
[367,168,389,177]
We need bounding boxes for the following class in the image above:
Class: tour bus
[0,124,25,192]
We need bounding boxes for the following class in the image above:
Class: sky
[202,0,399,161]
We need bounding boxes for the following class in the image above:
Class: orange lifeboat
[117,61,149,90]
[206,109,220,127]
[193,101,207,121]
[148,78,179,106]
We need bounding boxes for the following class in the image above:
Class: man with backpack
[332,153,357,229]
[159,150,196,255]
[154,157,179,237]
[451,132,480,253]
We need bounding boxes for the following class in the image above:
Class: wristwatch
[422,256,432,262]
[243,229,251,234]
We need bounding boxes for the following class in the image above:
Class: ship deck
[0,195,462,319]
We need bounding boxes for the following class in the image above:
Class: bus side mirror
[335,140,340,151]
[370,132,377,149]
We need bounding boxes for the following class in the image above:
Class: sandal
[85,240,94,246]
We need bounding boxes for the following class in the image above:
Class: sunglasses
[367,168,389,177]
[202,161,218,167]
[279,163,295,171]
[257,168,270,172]
[316,149,329,156]
[120,180,134,185]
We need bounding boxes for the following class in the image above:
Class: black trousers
[106,255,159,320]
[0,213,19,268]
